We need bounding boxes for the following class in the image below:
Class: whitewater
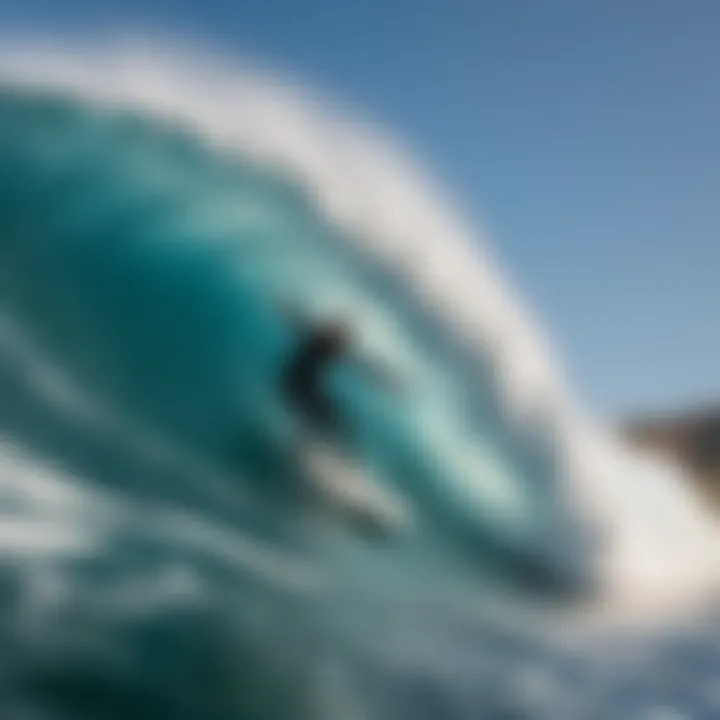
[0,34,717,719]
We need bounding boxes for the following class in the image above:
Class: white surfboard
[299,439,411,539]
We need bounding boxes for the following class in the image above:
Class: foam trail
[0,33,716,720]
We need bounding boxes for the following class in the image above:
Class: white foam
[0,32,716,611]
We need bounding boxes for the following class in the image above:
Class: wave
[0,34,717,719]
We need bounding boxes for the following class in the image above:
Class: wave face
[0,38,718,719]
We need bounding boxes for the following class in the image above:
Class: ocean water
[0,37,718,720]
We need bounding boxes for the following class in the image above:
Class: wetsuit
[282,323,351,439]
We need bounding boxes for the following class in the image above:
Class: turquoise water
[0,75,716,719]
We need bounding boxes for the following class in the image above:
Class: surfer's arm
[348,354,409,394]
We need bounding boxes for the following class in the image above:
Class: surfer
[278,304,405,443]
[277,305,411,538]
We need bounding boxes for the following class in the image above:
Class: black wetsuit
[282,325,350,438]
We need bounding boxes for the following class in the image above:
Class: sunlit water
[0,36,717,719]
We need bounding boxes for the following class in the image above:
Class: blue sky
[2,1,719,416]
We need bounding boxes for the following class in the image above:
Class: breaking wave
[0,34,717,719]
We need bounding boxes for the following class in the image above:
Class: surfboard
[298,439,410,540]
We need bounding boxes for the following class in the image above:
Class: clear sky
[2,1,719,417]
